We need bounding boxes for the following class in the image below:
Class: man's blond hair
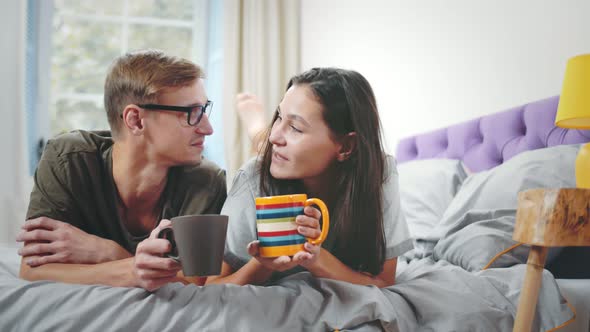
[104,49,204,138]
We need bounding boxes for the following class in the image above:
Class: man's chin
[177,155,203,167]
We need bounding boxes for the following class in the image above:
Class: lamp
[555,54,590,189]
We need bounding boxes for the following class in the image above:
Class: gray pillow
[428,144,581,270]
[397,159,467,240]
[432,210,533,271]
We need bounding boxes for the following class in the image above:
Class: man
[16,50,226,289]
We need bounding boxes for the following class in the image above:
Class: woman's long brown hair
[259,68,386,275]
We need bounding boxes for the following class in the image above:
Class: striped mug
[255,194,330,257]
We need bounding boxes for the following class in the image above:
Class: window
[26,0,225,172]
[50,0,207,134]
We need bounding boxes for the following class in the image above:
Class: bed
[396,95,590,332]
[0,96,588,331]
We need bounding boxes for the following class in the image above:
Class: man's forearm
[19,257,137,287]
[98,239,133,263]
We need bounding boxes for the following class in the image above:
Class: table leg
[513,245,548,332]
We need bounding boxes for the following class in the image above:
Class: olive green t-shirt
[26,130,227,254]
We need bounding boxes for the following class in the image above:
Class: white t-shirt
[221,155,413,280]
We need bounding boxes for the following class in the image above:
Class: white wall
[0,0,28,244]
[300,0,590,153]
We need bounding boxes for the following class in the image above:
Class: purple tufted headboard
[395,96,590,172]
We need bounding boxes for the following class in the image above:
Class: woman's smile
[272,150,289,163]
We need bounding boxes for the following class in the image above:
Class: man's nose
[195,113,214,135]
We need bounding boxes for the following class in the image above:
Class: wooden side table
[512,188,590,332]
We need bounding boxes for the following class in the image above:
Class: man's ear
[121,105,144,135]
[337,132,356,162]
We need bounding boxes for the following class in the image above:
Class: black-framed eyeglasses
[137,100,213,126]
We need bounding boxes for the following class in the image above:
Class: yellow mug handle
[304,198,330,245]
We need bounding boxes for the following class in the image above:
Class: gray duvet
[0,245,572,332]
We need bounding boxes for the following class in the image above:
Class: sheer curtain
[0,0,28,244]
[222,0,300,184]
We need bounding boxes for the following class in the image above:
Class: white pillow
[397,159,468,240]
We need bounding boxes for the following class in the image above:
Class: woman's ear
[337,132,357,161]
[121,105,144,135]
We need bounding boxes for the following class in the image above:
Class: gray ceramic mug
[157,214,228,276]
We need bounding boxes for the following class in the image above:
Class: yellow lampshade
[555,54,590,189]
[555,54,590,129]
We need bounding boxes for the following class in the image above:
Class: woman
[206,67,413,287]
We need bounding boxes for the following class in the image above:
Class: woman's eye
[290,125,302,133]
